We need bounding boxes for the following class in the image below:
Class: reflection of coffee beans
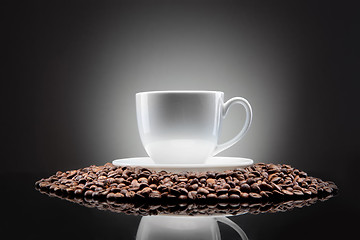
[37,186,335,216]
[35,163,338,203]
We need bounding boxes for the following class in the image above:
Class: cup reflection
[136,215,248,240]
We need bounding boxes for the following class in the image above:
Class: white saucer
[112,157,253,172]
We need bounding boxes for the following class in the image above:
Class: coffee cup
[136,216,248,240]
[136,91,252,164]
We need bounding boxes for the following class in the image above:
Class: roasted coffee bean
[207,193,217,199]
[178,195,188,201]
[149,184,157,190]
[190,184,199,191]
[228,188,241,196]
[170,188,181,196]
[229,194,240,200]
[240,192,249,199]
[271,183,282,192]
[190,179,199,185]
[74,189,83,196]
[141,187,153,195]
[157,185,168,192]
[218,194,229,200]
[106,192,116,200]
[115,192,125,199]
[293,190,304,196]
[250,183,261,193]
[178,177,188,182]
[223,183,231,189]
[216,188,228,195]
[197,194,207,200]
[149,191,161,199]
[249,192,262,199]
[259,182,273,191]
[207,172,216,178]
[197,187,209,195]
[271,177,282,183]
[206,178,216,187]
[282,189,293,196]
[36,162,337,203]
[148,175,159,184]
[178,188,188,195]
[84,190,94,198]
[240,183,251,193]
[139,183,149,189]
[188,191,197,200]
[216,173,227,179]
[126,191,135,198]
[260,191,269,198]
[246,178,256,185]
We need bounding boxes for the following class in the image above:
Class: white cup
[136,91,252,164]
[136,216,248,240]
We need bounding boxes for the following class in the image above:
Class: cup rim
[136,90,223,95]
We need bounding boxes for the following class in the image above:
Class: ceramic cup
[136,91,252,164]
[136,216,248,240]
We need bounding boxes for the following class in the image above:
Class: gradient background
[3,0,359,239]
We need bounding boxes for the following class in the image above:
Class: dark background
[3,0,359,239]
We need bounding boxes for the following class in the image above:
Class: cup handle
[213,97,253,156]
[216,217,249,240]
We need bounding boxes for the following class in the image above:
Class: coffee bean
[293,190,304,196]
[250,183,261,193]
[228,188,241,196]
[115,192,125,199]
[149,184,157,190]
[229,194,240,200]
[240,183,251,193]
[170,188,181,196]
[271,177,282,183]
[216,173,227,179]
[157,185,168,192]
[199,178,207,184]
[271,183,282,192]
[178,177,188,182]
[74,189,83,196]
[260,191,269,198]
[190,179,198,185]
[197,187,209,195]
[206,178,216,187]
[84,190,94,198]
[149,191,161,199]
[216,188,228,195]
[282,189,293,196]
[246,178,256,185]
[249,192,262,199]
[107,192,116,200]
[207,193,217,199]
[66,188,75,195]
[207,172,216,178]
[188,191,197,200]
[259,182,273,191]
[178,188,188,195]
[36,162,338,204]
[218,194,229,200]
[223,184,231,190]
[240,192,249,199]
[178,195,188,201]
[125,191,135,198]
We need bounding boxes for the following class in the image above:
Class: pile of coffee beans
[37,187,335,216]
[35,163,338,203]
